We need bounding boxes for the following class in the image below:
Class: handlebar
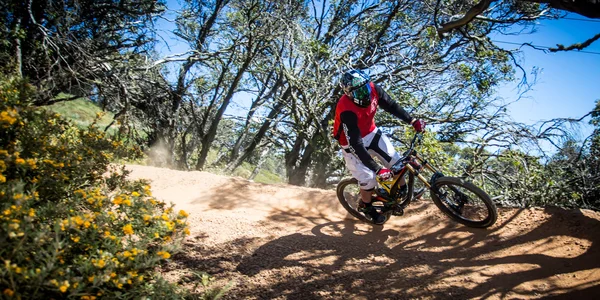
[391,132,423,174]
[402,132,423,160]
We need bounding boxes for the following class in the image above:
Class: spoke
[437,183,489,223]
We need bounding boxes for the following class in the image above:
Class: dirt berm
[127,164,600,299]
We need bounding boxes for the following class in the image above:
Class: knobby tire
[336,178,387,225]
[430,176,498,228]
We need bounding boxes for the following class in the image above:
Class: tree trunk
[13,16,23,78]
[288,141,314,186]
[226,88,288,172]
[285,136,304,183]
[196,50,255,170]
[248,146,271,181]
[229,71,279,161]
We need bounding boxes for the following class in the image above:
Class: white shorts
[341,128,401,190]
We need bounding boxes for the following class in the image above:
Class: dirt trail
[126,164,600,299]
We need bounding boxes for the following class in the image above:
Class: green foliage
[0,0,165,102]
[46,97,115,130]
[0,77,190,299]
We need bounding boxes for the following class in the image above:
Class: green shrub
[0,78,190,299]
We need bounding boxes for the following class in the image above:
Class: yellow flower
[94,259,106,268]
[73,216,84,226]
[184,228,191,236]
[3,289,14,297]
[71,236,80,243]
[88,276,95,283]
[26,158,36,169]
[0,109,18,125]
[59,281,70,293]
[112,196,123,205]
[0,174,5,183]
[15,158,25,165]
[131,191,140,197]
[178,210,189,218]
[157,251,171,259]
[165,221,174,231]
[122,224,134,235]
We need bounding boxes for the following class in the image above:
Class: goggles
[341,83,370,101]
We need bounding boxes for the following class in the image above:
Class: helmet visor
[352,84,370,102]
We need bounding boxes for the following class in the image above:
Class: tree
[435,0,600,52]
[273,0,529,186]
[0,0,165,103]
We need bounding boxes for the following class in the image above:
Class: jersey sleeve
[340,111,380,172]
[375,84,413,124]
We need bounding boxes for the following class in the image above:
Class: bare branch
[437,0,493,37]
[549,32,600,52]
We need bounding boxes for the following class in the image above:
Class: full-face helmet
[340,69,372,107]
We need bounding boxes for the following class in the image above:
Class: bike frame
[375,133,443,207]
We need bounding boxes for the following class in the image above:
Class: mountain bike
[336,133,498,228]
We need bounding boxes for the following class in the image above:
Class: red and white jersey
[333,82,380,146]
[332,82,412,172]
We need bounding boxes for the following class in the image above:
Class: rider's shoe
[358,201,387,225]
[370,209,387,225]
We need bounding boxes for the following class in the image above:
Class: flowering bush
[0,78,190,299]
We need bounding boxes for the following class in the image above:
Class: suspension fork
[413,154,465,202]
[406,153,439,189]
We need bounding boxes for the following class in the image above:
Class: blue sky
[493,15,600,143]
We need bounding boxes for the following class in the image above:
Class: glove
[376,167,393,182]
[412,119,426,133]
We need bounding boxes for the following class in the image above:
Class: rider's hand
[411,119,426,133]
[376,167,393,182]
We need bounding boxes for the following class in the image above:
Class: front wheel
[430,177,497,228]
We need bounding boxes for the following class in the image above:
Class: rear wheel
[430,177,497,228]
[336,178,390,225]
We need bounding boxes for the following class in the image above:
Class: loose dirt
[126,164,600,299]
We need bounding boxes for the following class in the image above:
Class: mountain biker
[333,69,426,225]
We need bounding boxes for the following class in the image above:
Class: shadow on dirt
[173,177,600,299]
[193,178,340,213]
